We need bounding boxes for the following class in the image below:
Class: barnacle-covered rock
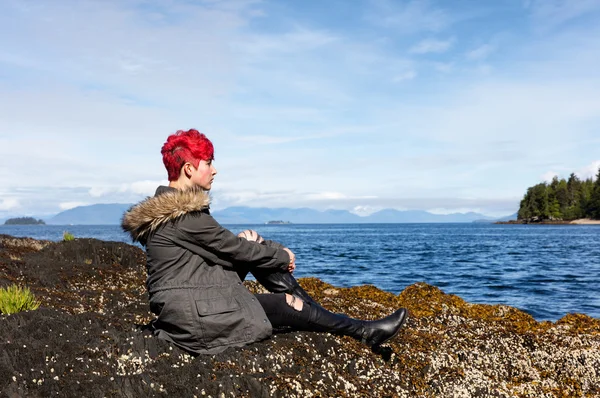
[0,235,598,397]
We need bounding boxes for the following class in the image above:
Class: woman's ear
[184,164,192,178]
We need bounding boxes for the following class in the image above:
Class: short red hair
[161,129,214,181]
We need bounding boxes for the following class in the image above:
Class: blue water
[2,223,599,321]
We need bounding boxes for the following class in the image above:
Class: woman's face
[188,159,217,190]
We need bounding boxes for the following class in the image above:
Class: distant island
[4,217,46,225]
[506,167,600,224]
[265,220,292,224]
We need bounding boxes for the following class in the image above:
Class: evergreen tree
[555,178,569,218]
[547,176,562,219]
[580,179,594,217]
[588,167,600,219]
[566,173,582,219]
[532,183,550,219]
[518,187,534,220]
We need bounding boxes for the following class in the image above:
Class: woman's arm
[238,229,296,272]
[177,212,291,270]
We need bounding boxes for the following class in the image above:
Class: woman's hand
[283,247,296,273]
[237,229,265,243]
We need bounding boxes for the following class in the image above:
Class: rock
[0,234,599,397]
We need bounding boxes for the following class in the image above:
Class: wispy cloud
[466,43,495,60]
[576,160,600,180]
[89,180,166,198]
[59,202,89,210]
[410,38,454,54]
[392,70,417,82]
[541,171,559,183]
[368,0,455,33]
[526,0,600,30]
[351,205,386,216]
[0,198,20,211]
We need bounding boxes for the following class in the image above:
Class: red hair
[161,129,214,181]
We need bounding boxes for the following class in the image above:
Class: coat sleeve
[261,239,285,250]
[177,212,290,270]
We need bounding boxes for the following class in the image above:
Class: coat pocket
[196,296,240,316]
[195,295,245,348]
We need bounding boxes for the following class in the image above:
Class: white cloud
[526,0,600,30]
[305,192,347,200]
[237,27,339,57]
[371,0,455,33]
[433,62,454,73]
[351,205,384,216]
[466,43,495,60]
[0,198,20,211]
[541,171,559,183]
[410,38,454,54]
[89,186,114,198]
[427,207,485,215]
[392,70,417,82]
[89,180,165,198]
[59,201,88,210]
[126,180,164,196]
[576,160,600,180]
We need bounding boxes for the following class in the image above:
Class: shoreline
[496,218,600,225]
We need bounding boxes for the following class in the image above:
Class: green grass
[0,285,41,315]
[63,231,75,241]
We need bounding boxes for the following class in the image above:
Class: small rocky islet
[0,234,599,397]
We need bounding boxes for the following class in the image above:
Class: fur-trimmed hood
[122,186,210,243]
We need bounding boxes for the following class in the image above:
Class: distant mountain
[495,212,518,222]
[212,207,362,224]
[40,203,498,225]
[472,212,518,223]
[212,207,495,224]
[365,209,493,223]
[47,204,132,225]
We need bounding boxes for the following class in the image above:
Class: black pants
[237,264,355,333]
[255,293,312,330]
[240,268,367,341]
[237,264,317,329]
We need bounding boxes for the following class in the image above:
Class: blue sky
[1,0,600,219]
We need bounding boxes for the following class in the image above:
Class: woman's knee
[285,293,303,311]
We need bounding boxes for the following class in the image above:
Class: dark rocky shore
[1,235,599,397]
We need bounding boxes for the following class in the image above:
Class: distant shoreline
[496,218,600,225]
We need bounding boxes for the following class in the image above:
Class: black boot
[359,308,408,347]
[305,302,408,347]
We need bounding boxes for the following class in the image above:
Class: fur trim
[122,187,210,242]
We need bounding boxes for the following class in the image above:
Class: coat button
[263,319,268,323]
[237,282,242,285]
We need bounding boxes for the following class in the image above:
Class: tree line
[518,167,600,221]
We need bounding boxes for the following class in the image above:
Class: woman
[122,129,407,355]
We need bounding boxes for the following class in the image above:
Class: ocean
[1,223,599,321]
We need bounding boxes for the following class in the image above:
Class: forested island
[517,167,600,222]
[3,217,45,225]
